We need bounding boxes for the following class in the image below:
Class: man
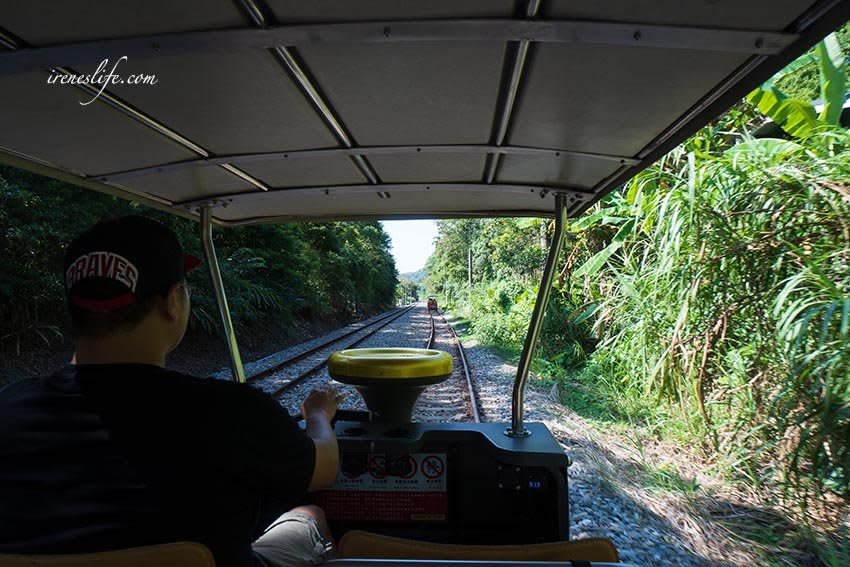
[0,216,342,566]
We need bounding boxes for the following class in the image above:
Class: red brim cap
[184,253,202,272]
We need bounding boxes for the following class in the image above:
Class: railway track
[250,303,482,424]
[247,305,415,398]
[417,309,481,423]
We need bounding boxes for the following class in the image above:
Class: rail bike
[0,1,848,565]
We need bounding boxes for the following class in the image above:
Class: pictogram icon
[421,455,445,479]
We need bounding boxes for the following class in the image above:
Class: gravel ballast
[456,329,770,567]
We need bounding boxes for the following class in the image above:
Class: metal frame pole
[200,205,246,383]
[507,194,568,437]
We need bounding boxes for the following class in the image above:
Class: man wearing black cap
[0,216,343,567]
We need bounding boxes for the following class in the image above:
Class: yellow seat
[0,542,214,567]
[338,530,619,562]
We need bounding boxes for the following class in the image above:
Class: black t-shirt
[0,364,316,567]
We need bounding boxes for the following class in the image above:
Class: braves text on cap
[66,251,140,293]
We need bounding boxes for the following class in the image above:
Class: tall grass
[576,127,850,496]
[426,116,850,498]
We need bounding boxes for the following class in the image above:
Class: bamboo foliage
[574,122,850,495]
[427,33,850,497]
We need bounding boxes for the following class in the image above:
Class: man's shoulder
[0,367,73,404]
[67,364,273,407]
[160,368,271,399]
[157,369,288,419]
[72,364,295,435]
[73,363,221,387]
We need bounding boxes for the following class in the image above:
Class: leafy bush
[467,279,535,348]
[569,125,850,496]
[0,167,398,350]
[426,120,850,499]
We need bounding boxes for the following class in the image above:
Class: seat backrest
[338,531,618,562]
[0,542,215,567]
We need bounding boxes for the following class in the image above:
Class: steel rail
[425,310,436,350]
[437,312,481,424]
[276,303,479,423]
[267,305,415,397]
[421,309,481,423]
[246,306,412,383]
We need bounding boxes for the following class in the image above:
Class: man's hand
[301,384,345,422]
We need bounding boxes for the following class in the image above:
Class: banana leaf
[816,33,847,125]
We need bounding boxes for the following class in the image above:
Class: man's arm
[300,385,344,492]
[304,408,338,491]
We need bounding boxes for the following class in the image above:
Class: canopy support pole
[200,205,246,383]
[507,193,568,438]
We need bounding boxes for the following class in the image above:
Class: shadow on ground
[456,336,823,567]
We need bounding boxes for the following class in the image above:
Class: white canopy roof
[0,1,847,224]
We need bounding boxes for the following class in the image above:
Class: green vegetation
[427,34,850,513]
[643,462,700,495]
[750,29,848,138]
[396,270,426,304]
[0,167,397,354]
[403,269,427,286]
[772,23,850,102]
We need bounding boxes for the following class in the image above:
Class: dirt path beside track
[455,329,836,567]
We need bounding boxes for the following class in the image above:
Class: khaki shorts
[252,510,334,567]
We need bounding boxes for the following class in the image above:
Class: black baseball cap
[64,216,201,312]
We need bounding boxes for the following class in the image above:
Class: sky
[381,220,439,274]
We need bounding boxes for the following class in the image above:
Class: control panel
[311,419,569,543]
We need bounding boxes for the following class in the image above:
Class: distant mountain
[401,269,427,284]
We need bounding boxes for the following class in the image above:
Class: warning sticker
[314,453,448,523]
[313,490,447,523]
[333,453,446,491]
